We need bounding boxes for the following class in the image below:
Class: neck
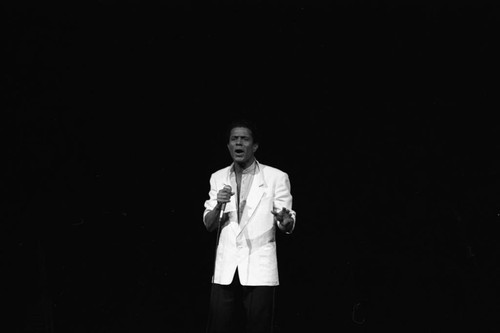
[234,158,255,173]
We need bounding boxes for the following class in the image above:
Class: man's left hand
[271,207,294,231]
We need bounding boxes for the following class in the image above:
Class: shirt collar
[231,159,259,175]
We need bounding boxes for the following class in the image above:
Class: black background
[2,1,499,332]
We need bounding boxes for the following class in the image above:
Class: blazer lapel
[238,168,265,233]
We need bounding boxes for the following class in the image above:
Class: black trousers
[206,270,276,333]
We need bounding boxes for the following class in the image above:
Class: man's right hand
[217,185,234,207]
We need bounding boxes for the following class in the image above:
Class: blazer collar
[236,161,266,233]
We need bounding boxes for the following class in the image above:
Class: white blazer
[204,161,296,286]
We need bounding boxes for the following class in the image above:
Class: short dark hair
[225,118,260,144]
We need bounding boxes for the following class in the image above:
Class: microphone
[219,185,232,221]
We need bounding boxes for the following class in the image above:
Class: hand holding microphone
[217,185,234,220]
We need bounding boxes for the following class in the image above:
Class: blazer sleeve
[203,173,218,223]
[273,172,296,234]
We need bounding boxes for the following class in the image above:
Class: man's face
[227,127,258,166]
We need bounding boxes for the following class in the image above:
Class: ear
[252,143,259,153]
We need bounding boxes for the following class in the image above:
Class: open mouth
[234,148,244,155]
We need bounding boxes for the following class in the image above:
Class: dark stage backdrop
[2,1,499,332]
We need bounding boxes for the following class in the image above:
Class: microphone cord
[206,209,224,333]
[212,210,223,284]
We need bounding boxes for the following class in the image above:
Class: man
[203,119,296,333]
